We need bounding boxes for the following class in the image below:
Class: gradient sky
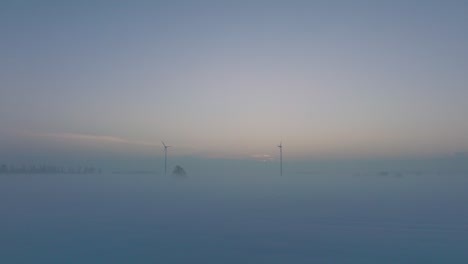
[1,0,468,162]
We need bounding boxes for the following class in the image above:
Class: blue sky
[1,0,468,162]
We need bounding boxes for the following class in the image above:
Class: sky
[1,0,468,164]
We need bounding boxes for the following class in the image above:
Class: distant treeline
[0,164,101,174]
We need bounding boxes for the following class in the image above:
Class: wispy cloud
[40,132,159,147]
[250,154,273,161]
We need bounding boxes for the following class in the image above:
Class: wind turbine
[161,141,171,175]
[278,141,283,176]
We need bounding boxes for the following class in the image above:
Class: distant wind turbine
[161,141,171,175]
[278,141,283,176]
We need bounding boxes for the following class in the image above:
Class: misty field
[1,170,467,263]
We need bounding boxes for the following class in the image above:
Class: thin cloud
[40,132,159,147]
[250,154,273,161]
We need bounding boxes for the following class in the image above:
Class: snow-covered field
[1,170,467,263]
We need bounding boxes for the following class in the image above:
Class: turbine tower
[278,141,283,176]
[161,141,171,175]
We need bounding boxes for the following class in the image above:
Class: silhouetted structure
[162,141,171,175]
[278,141,283,176]
[172,165,187,177]
[0,164,101,174]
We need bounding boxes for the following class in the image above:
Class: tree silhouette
[172,165,187,177]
